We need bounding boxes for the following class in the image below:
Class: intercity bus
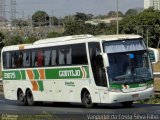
[1,34,159,108]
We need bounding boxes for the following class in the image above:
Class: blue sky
[6,0,144,18]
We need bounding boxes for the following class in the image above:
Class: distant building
[153,0,160,10]
[85,17,123,25]
[144,0,160,10]
[144,0,153,9]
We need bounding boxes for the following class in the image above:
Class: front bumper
[109,87,154,103]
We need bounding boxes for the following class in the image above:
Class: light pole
[116,0,119,35]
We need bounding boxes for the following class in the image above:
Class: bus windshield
[103,39,153,84]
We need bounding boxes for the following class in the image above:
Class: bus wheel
[82,90,93,108]
[26,89,34,106]
[17,90,26,105]
[121,101,133,107]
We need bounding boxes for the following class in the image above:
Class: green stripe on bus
[37,81,44,91]
[45,67,89,79]
[2,66,90,80]
[20,70,26,80]
[84,66,90,78]
[33,70,39,79]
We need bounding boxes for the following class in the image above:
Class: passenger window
[23,52,30,67]
[59,49,65,65]
[72,44,88,65]
[37,51,44,66]
[32,51,38,67]
[44,50,51,66]
[66,48,72,65]
[3,43,88,69]
[3,52,11,69]
[59,47,72,65]
[2,53,7,68]
[51,50,57,65]
[18,52,23,67]
[12,52,19,68]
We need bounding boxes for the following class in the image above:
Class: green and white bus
[1,34,159,108]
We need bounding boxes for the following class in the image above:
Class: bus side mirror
[148,48,159,64]
[100,53,109,68]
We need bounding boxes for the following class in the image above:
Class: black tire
[17,90,26,105]
[82,91,93,108]
[121,101,133,107]
[26,89,34,106]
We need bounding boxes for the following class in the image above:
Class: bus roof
[2,34,143,52]
[1,34,96,52]
[33,34,94,45]
[97,34,142,41]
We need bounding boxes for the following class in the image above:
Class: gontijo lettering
[59,70,81,77]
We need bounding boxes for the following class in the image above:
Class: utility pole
[0,0,5,18]
[51,9,54,28]
[0,0,6,28]
[116,0,119,35]
[147,28,149,48]
[11,0,16,29]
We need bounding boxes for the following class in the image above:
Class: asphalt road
[0,93,160,120]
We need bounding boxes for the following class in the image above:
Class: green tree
[74,12,92,21]
[0,32,4,50]
[64,21,94,35]
[50,16,58,25]
[107,11,124,18]
[23,36,38,44]
[63,15,75,24]
[119,7,160,47]
[47,31,63,38]
[94,15,107,19]
[5,35,23,46]
[125,9,138,16]
[64,21,108,35]
[32,11,49,27]
[12,19,28,28]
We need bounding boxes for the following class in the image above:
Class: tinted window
[3,52,11,68]
[12,51,23,68]
[72,44,88,65]
[37,51,44,67]
[23,51,31,67]
[44,50,51,66]
[51,49,57,66]
[31,51,38,67]
[3,43,88,69]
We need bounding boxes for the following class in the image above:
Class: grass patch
[137,95,160,104]
[1,113,57,120]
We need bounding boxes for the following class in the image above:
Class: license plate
[132,94,139,98]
